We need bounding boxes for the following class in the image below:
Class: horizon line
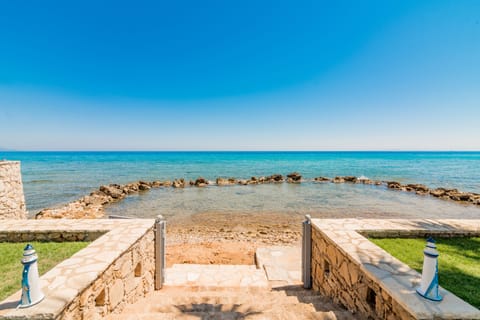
[2,149,480,153]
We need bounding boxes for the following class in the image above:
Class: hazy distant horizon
[2,149,480,153]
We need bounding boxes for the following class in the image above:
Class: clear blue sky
[0,1,479,150]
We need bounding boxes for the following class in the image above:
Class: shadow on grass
[441,268,480,310]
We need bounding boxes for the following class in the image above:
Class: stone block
[109,279,124,310]
[124,273,137,295]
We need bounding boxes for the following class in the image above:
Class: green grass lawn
[370,237,480,309]
[0,241,90,301]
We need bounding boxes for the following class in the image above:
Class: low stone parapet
[310,219,480,320]
[0,219,157,320]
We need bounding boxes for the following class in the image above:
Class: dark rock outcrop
[386,181,402,189]
[195,177,208,187]
[343,176,358,183]
[268,174,284,182]
[332,177,345,183]
[287,172,302,183]
[172,178,186,188]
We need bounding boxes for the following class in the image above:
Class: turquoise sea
[2,151,480,219]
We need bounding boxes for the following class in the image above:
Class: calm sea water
[2,151,480,219]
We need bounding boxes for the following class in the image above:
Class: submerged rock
[314,177,331,182]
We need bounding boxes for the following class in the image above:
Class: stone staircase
[112,285,355,319]
[108,262,356,320]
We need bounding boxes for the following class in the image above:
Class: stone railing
[309,219,480,320]
[0,218,161,320]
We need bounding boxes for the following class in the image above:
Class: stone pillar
[0,161,27,219]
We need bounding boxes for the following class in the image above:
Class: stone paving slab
[255,246,302,286]
[164,264,269,288]
[311,218,480,319]
[0,218,156,320]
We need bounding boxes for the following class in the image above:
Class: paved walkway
[255,246,302,287]
[108,246,355,320]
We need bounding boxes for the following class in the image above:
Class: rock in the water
[195,177,208,187]
[332,176,345,183]
[138,183,151,191]
[151,180,163,187]
[268,174,284,182]
[448,191,472,201]
[343,176,358,183]
[386,181,402,189]
[99,185,125,199]
[314,177,331,182]
[430,188,446,197]
[405,184,429,193]
[286,172,302,183]
[216,177,235,186]
[361,179,374,185]
[172,178,185,188]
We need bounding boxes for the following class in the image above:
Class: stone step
[122,292,305,313]
[146,287,288,301]
[165,264,269,288]
[169,264,258,270]
[110,310,353,320]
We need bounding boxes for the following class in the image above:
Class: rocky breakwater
[216,174,285,186]
[35,173,480,220]
[317,176,382,185]
[35,180,167,219]
[287,172,302,183]
[386,181,480,205]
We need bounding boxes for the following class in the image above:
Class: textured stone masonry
[310,219,480,320]
[0,161,26,219]
[0,219,156,320]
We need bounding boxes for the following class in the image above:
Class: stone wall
[310,219,480,320]
[311,227,413,320]
[61,227,155,320]
[0,161,27,219]
[0,219,158,320]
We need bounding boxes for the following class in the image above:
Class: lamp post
[416,237,442,301]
